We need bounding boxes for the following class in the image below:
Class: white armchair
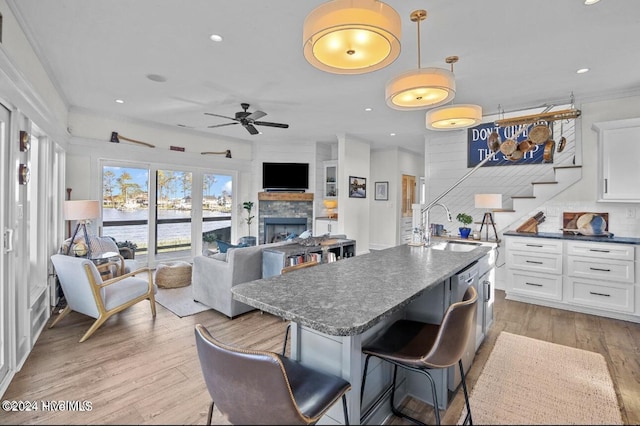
[50,254,157,342]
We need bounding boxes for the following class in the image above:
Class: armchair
[50,254,157,342]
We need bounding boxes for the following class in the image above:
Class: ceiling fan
[205,103,289,135]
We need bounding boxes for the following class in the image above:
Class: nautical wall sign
[467,122,546,167]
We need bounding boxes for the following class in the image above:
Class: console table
[262,238,356,278]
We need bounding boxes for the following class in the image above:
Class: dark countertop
[231,244,490,336]
[503,230,640,245]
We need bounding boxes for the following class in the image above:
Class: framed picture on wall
[375,181,388,200]
[348,176,366,198]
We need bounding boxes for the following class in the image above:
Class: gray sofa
[192,240,294,318]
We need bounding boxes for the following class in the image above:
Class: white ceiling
[9,0,640,155]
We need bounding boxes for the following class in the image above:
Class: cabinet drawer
[506,237,563,254]
[567,256,634,283]
[566,241,634,261]
[507,251,562,274]
[566,277,634,313]
[507,270,563,301]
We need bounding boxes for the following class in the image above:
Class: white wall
[338,135,371,255]
[369,148,424,250]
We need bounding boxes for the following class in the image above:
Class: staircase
[493,165,582,234]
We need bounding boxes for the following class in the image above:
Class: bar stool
[360,286,477,425]
[195,324,351,425]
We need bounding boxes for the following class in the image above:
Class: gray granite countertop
[231,244,490,336]
[503,230,640,245]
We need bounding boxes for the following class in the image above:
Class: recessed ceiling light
[115,99,124,104]
[365,107,372,112]
[584,0,600,5]
[210,34,223,42]
[576,68,590,74]
[147,73,167,82]
[390,133,396,136]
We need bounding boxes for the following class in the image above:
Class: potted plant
[238,201,256,246]
[456,213,473,239]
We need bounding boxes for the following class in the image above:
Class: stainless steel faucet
[423,203,452,246]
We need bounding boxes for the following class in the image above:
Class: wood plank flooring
[1,290,639,425]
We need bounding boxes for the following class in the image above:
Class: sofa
[192,240,294,318]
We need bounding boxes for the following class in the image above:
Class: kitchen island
[232,243,491,425]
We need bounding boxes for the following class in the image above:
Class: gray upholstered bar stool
[360,286,477,425]
[195,324,351,425]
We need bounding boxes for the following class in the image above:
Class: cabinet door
[593,118,640,202]
[324,161,337,198]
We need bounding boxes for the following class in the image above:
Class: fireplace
[263,218,307,244]
[258,192,314,244]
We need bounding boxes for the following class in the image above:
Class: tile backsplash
[527,202,640,238]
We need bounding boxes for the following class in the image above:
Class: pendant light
[426,56,483,130]
[385,10,455,110]
[303,0,401,75]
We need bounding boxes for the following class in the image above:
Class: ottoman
[155,261,192,288]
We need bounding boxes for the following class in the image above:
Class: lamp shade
[323,199,338,209]
[426,104,483,130]
[63,200,100,221]
[303,0,401,74]
[474,194,502,209]
[385,67,456,110]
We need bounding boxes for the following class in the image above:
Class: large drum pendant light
[426,104,483,130]
[385,10,455,110]
[426,56,483,130]
[303,0,401,74]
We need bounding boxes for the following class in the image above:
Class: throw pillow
[215,240,249,253]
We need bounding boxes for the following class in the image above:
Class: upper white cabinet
[323,160,337,198]
[593,117,640,202]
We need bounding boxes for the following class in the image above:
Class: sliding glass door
[102,163,233,264]
[156,169,192,258]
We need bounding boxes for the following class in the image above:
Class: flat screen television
[262,162,309,191]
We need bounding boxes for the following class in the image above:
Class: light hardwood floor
[1,290,639,425]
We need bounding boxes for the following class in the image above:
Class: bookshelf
[262,239,356,278]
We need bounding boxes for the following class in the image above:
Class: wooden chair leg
[49,305,71,328]
[79,315,108,343]
[149,295,157,317]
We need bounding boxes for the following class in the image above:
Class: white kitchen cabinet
[506,236,563,301]
[593,117,640,202]
[505,234,639,322]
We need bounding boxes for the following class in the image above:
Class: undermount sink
[429,240,482,252]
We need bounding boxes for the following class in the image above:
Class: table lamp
[64,200,100,258]
[323,199,337,219]
[474,194,502,241]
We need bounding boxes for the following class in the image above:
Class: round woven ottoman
[155,261,192,288]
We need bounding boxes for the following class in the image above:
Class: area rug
[458,332,622,425]
[154,285,211,318]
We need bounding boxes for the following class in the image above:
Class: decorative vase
[238,236,257,246]
[459,227,471,239]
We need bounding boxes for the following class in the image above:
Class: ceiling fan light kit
[385,9,456,110]
[426,104,483,131]
[303,0,401,74]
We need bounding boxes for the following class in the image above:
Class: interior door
[402,174,416,217]
[0,103,11,390]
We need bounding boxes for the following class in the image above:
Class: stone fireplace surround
[258,192,314,244]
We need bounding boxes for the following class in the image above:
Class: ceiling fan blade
[244,124,259,135]
[247,110,267,121]
[208,122,239,129]
[253,121,289,129]
[204,112,238,121]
